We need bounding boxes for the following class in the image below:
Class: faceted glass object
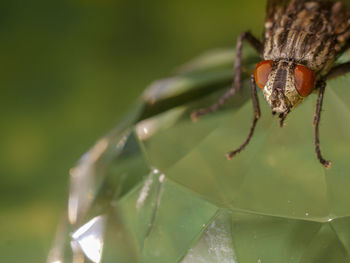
[48,48,350,263]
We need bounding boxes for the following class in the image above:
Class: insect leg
[191,32,263,121]
[232,32,263,92]
[327,61,350,80]
[314,81,331,168]
[227,75,261,159]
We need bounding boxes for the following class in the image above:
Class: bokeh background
[0,0,267,262]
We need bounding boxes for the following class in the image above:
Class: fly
[192,0,350,168]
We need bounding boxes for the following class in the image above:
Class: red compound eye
[254,60,274,89]
[294,64,315,97]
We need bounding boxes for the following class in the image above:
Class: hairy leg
[191,31,263,121]
[313,81,331,168]
[227,75,261,159]
[327,61,350,80]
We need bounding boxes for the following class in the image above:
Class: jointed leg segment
[191,31,262,121]
[327,61,350,80]
[189,27,350,167]
[314,81,331,168]
[227,75,261,159]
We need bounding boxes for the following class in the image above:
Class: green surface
[4,0,350,262]
[1,1,265,262]
[50,42,350,262]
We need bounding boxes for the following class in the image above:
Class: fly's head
[254,60,316,115]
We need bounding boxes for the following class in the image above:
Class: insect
[192,0,350,168]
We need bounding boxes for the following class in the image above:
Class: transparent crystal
[71,216,106,263]
[48,48,350,263]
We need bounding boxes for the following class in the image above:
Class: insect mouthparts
[191,0,350,168]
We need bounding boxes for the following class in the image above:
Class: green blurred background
[0,0,266,262]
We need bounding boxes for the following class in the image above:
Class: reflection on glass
[68,139,108,224]
[49,49,350,262]
[71,215,106,263]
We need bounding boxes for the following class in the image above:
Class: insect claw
[191,109,209,122]
[191,0,350,168]
[324,161,332,169]
[190,111,200,122]
[226,151,238,160]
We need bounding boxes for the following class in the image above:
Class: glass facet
[48,49,350,263]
